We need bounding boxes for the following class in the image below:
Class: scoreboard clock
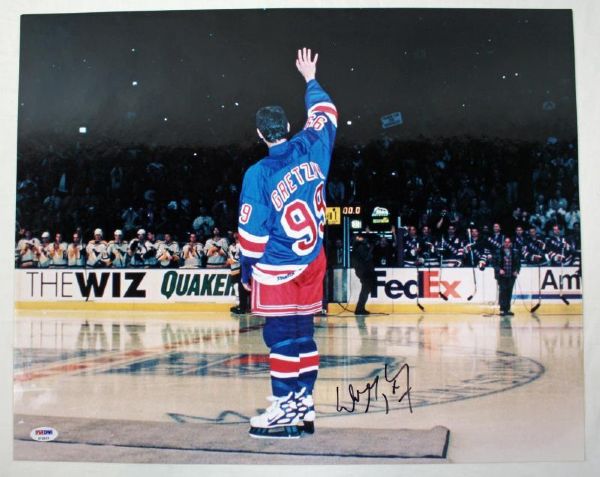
[326,205,362,225]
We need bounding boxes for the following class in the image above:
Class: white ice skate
[295,387,316,435]
[248,392,301,439]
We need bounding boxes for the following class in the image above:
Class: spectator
[121,206,139,235]
[144,231,160,268]
[192,207,215,238]
[107,229,128,268]
[110,165,124,192]
[157,233,181,269]
[48,232,68,268]
[327,176,345,204]
[565,203,580,231]
[38,231,52,268]
[182,233,204,268]
[86,228,109,268]
[67,232,85,267]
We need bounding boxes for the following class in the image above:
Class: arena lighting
[78,127,87,134]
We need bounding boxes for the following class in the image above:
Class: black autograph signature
[336,363,413,414]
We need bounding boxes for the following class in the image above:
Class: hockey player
[487,223,505,257]
[86,228,110,268]
[523,226,547,265]
[239,48,336,438]
[545,224,574,266]
[420,225,437,267]
[513,225,527,257]
[107,229,129,268]
[436,224,464,267]
[464,226,490,270]
[403,226,422,267]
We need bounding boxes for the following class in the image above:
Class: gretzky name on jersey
[271,162,326,211]
[238,79,337,285]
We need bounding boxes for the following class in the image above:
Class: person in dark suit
[351,233,375,315]
[494,237,521,316]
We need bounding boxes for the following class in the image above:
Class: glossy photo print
[13,8,583,464]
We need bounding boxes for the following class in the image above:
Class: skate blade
[249,425,301,439]
[297,420,315,435]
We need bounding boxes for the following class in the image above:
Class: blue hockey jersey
[238,79,337,285]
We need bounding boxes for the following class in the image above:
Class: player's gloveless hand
[296,47,318,82]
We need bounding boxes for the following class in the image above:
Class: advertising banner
[336,267,582,305]
[14,269,236,303]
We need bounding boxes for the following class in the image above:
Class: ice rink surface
[13,308,584,464]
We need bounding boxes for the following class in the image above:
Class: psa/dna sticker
[30,427,58,442]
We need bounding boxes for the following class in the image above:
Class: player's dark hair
[256,106,288,142]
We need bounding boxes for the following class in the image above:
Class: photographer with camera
[204,227,228,268]
[16,229,40,268]
[128,229,148,268]
[351,233,375,315]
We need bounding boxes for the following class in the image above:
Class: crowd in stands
[15,226,240,269]
[15,135,580,269]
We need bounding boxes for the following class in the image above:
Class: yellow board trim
[14,301,234,312]
[14,300,581,315]
[327,302,582,315]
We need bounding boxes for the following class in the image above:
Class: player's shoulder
[245,158,274,179]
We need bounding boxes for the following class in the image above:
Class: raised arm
[291,48,337,174]
[296,48,337,128]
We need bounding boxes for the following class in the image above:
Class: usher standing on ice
[237,48,337,439]
[494,237,521,317]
